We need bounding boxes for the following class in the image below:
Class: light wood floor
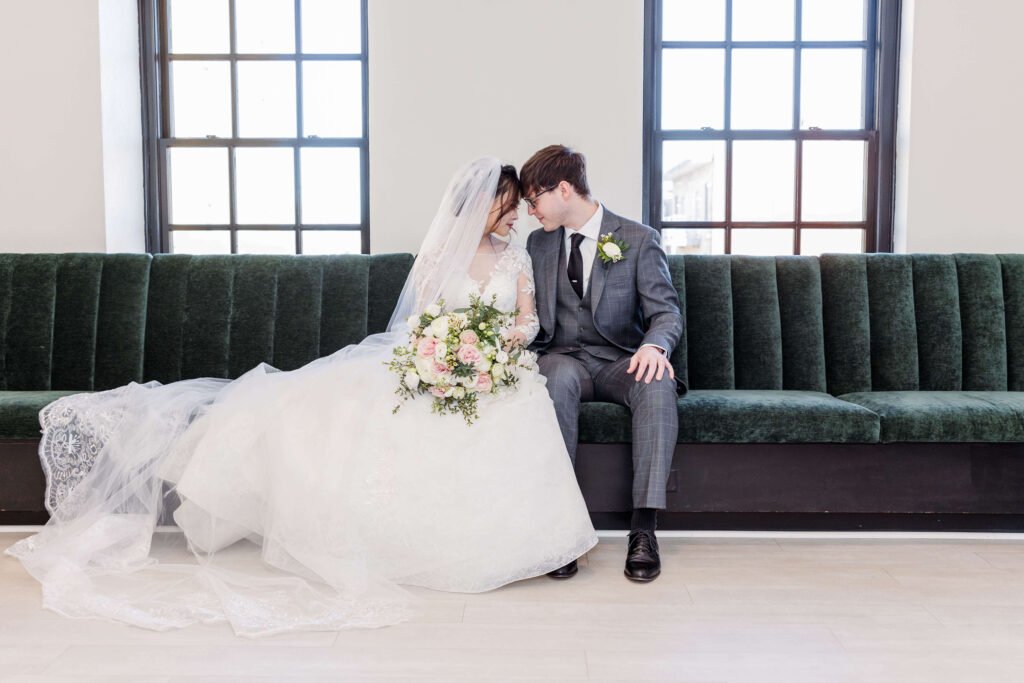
[2,530,1023,682]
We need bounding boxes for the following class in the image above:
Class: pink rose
[475,372,493,392]
[433,361,450,377]
[459,330,479,345]
[456,344,483,366]
[416,337,438,359]
[429,387,447,398]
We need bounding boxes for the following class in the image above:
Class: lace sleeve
[510,248,540,347]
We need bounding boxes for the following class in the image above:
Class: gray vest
[548,239,623,362]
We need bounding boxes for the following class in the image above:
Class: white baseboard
[3,526,1024,541]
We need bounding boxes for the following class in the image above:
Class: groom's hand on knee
[627,347,675,384]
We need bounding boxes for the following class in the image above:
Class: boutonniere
[597,233,629,264]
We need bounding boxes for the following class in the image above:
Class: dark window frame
[642,0,901,254]
[138,0,370,254]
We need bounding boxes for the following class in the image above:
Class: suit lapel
[588,209,622,311]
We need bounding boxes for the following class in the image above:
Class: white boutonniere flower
[597,233,629,264]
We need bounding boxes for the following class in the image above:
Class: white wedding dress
[5,240,599,637]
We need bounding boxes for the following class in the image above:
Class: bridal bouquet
[386,294,537,425]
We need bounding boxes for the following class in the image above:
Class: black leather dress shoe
[624,529,661,582]
[547,559,578,579]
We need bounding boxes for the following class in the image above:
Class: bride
[4,156,598,637]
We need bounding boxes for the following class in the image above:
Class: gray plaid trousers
[537,350,677,510]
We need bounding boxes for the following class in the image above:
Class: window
[643,0,900,255]
[140,0,368,254]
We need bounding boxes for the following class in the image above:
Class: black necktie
[567,232,584,299]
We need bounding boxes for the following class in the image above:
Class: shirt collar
[565,203,604,243]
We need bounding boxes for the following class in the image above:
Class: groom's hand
[627,346,675,384]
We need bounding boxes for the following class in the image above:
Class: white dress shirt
[564,203,665,356]
[563,203,603,298]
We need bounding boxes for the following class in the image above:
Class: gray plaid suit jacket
[526,207,687,394]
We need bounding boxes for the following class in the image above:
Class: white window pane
[169,148,229,224]
[170,62,232,137]
[661,228,726,255]
[169,0,229,53]
[732,141,795,221]
[662,49,724,130]
[802,140,866,221]
[235,0,295,54]
[237,62,297,138]
[235,148,295,224]
[802,0,865,41]
[800,229,865,255]
[302,61,362,137]
[662,0,725,41]
[301,0,361,53]
[732,229,794,255]
[732,0,794,41]
[801,49,864,129]
[171,230,231,254]
[731,49,793,129]
[302,230,361,254]
[662,141,725,222]
[300,148,360,224]
[237,230,296,254]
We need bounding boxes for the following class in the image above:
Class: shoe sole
[623,569,660,582]
[548,570,578,579]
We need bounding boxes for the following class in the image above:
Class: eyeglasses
[524,184,558,209]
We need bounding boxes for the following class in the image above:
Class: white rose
[453,387,466,399]
[460,373,478,387]
[403,370,420,390]
[434,316,451,337]
[491,363,506,380]
[451,312,468,328]
[433,341,448,361]
[425,303,441,317]
[476,358,492,373]
[602,242,621,258]
[495,350,509,364]
[442,386,455,397]
[406,315,420,329]
[414,357,435,381]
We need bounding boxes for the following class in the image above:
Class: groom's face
[526,182,565,232]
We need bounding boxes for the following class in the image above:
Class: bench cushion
[0,390,85,439]
[837,391,1024,443]
[579,390,880,444]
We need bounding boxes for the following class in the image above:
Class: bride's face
[487,193,519,238]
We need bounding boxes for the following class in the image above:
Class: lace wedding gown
[5,242,598,637]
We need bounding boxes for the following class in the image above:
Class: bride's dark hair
[494,164,522,219]
[452,163,521,221]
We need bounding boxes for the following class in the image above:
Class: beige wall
[1,0,1022,255]
[0,0,144,253]
[894,0,1024,253]
[98,0,147,253]
[0,0,108,252]
[367,0,643,253]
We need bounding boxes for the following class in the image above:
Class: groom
[522,145,685,583]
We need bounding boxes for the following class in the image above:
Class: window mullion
[228,0,239,253]
[794,0,802,255]
[724,0,733,253]
[294,0,303,254]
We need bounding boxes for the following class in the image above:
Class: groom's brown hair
[520,145,591,199]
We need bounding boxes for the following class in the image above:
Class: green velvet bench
[2,252,1023,531]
